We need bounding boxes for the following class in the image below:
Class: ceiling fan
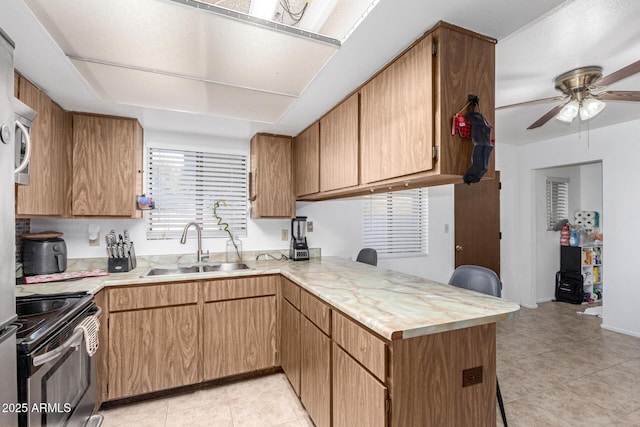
[497,59,640,129]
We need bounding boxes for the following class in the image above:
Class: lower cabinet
[333,345,387,427]
[108,304,200,400]
[280,298,301,395]
[203,296,277,380]
[300,316,331,427]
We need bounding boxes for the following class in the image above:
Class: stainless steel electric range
[15,292,103,427]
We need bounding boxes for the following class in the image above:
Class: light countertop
[16,256,520,341]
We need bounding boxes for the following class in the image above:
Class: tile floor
[100,301,640,427]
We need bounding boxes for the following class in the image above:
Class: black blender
[289,216,309,261]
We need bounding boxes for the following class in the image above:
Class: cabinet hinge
[499,232,502,240]
[433,145,439,161]
[432,41,438,56]
[499,181,502,190]
[386,398,392,417]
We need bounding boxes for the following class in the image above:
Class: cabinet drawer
[301,291,331,336]
[203,275,277,302]
[109,282,198,312]
[282,277,301,309]
[332,312,386,382]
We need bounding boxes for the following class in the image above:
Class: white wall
[580,162,603,215]
[31,130,456,284]
[499,118,640,337]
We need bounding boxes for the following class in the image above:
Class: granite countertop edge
[15,256,520,341]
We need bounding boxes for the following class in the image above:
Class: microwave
[14,98,35,185]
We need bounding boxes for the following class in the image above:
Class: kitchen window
[362,188,428,258]
[145,147,248,240]
[546,177,569,230]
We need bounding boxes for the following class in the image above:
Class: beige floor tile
[165,385,229,413]
[100,398,168,427]
[165,403,233,427]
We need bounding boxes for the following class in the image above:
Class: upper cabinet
[250,133,295,218]
[320,93,359,192]
[360,35,434,184]
[72,113,143,218]
[293,122,319,198]
[15,75,70,217]
[293,22,496,201]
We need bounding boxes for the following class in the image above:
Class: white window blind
[146,147,248,240]
[363,188,428,257]
[546,177,569,231]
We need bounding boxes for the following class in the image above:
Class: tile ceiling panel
[71,59,295,123]
[24,0,338,96]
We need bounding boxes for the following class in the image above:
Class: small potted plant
[213,200,242,263]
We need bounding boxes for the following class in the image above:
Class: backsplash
[15,218,30,263]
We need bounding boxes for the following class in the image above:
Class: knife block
[108,255,134,273]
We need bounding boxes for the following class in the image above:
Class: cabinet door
[250,134,295,218]
[333,344,387,427]
[280,298,301,395]
[72,114,143,217]
[203,296,277,380]
[320,93,359,191]
[360,35,434,184]
[293,122,320,197]
[108,304,200,400]
[300,317,331,427]
[16,77,68,216]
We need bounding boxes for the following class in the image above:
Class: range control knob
[0,124,11,144]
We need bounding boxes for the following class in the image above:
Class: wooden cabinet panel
[16,77,69,216]
[108,304,200,400]
[109,282,198,312]
[300,317,331,427]
[203,275,277,302]
[333,344,387,427]
[390,324,496,427]
[332,312,386,382]
[250,134,294,218]
[300,290,330,336]
[280,298,301,396]
[360,35,434,184]
[282,277,301,309]
[203,296,277,380]
[72,113,143,217]
[293,122,319,197]
[320,93,359,191]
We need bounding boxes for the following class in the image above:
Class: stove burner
[16,299,69,317]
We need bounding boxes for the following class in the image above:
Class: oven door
[24,328,95,427]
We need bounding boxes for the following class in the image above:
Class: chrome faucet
[180,222,203,263]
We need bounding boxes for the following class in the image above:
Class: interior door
[454,171,501,276]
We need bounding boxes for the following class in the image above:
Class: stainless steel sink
[140,263,250,278]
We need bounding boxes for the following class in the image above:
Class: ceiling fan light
[579,98,606,120]
[556,100,579,123]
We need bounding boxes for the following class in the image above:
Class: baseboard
[601,323,640,338]
[536,297,554,304]
[520,302,538,309]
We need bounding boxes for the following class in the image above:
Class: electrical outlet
[281,229,288,241]
[307,221,314,232]
[462,366,483,387]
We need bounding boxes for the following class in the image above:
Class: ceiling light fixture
[249,0,279,21]
[579,98,606,120]
[555,100,579,123]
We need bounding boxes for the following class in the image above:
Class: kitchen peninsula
[17,257,519,426]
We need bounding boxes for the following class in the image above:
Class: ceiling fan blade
[496,95,568,110]
[592,59,640,88]
[596,90,640,102]
[527,102,568,129]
